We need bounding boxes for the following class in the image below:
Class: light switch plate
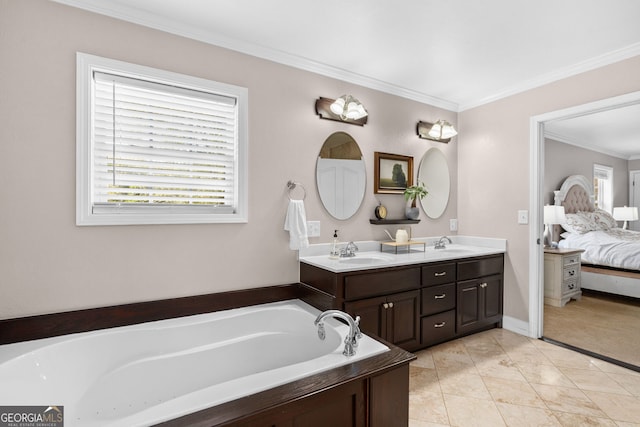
[449,219,458,231]
[307,221,321,237]
[518,210,529,224]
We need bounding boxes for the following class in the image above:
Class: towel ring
[287,180,306,200]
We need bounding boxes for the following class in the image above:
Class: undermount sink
[339,254,393,264]
[437,247,474,254]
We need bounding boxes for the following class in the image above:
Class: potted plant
[404,182,428,219]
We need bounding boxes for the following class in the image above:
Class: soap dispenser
[329,230,340,259]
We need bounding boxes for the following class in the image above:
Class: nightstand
[544,248,584,307]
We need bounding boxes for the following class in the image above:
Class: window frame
[76,52,248,225]
[593,163,614,213]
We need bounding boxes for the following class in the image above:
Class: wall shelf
[369,219,420,225]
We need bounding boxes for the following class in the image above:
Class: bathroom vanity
[299,239,505,352]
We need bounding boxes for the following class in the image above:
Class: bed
[554,174,640,298]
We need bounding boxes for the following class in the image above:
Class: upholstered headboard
[554,175,595,214]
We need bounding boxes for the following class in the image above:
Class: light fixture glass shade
[428,120,457,140]
[330,95,368,120]
[329,97,345,116]
[543,205,566,224]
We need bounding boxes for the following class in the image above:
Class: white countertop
[299,236,507,273]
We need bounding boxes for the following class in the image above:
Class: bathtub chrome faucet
[314,310,362,357]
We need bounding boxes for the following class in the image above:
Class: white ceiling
[54,0,640,157]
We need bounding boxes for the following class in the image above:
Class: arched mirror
[417,147,450,219]
[316,132,366,220]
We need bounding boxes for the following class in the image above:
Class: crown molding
[51,0,459,112]
[460,42,640,111]
[544,130,632,160]
[52,0,639,114]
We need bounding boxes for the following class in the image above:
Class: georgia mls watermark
[0,406,63,427]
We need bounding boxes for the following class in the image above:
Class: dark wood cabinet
[300,253,504,352]
[420,261,457,346]
[457,275,503,335]
[345,290,420,351]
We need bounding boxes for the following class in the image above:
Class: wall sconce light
[613,205,639,229]
[315,96,368,126]
[417,120,458,143]
[543,205,566,247]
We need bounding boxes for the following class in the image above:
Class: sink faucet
[434,236,452,250]
[339,241,359,258]
[314,310,362,356]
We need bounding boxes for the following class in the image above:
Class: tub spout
[314,310,362,357]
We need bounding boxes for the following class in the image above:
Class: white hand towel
[284,199,309,250]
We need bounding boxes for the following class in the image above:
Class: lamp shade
[613,206,639,221]
[544,205,566,224]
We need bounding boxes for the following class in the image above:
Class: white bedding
[558,228,640,271]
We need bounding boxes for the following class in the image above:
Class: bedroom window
[593,164,613,213]
[76,53,248,225]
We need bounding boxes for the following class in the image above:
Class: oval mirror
[417,147,450,219]
[316,132,366,220]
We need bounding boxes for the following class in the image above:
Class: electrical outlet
[307,221,321,237]
[518,210,529,224]
[450,218,458,231]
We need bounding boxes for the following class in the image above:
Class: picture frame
[374,152,413,194]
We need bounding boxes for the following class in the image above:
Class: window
[593,164,613,213]
[77,53,248,225]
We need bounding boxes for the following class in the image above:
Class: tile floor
[409,328,640,426]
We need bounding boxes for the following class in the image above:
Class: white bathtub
[0,299,388,426]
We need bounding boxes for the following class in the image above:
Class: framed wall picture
[374,152,413,194]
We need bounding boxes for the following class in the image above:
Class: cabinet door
[481,274,503,323]
[345,295,388,340]
[457,275,503,335]
[457,280,480,335]
[387,290,420,351]
[344,291,420,350]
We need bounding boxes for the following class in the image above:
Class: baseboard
[501,315,531,337]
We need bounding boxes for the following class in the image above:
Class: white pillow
[591,209,618,229]
[562,213,596,234]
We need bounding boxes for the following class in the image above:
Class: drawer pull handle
[388,302,394,308]
[434,294,446,299]
[480,282,488,288]
[383,303,389,309]
[434,322,446,328]
[434,272,447,277]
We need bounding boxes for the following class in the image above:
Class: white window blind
[77,52,248,225]
[93,72,237,211]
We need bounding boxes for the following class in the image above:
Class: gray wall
[545,138,630,207]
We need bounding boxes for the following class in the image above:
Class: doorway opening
[529,90,640,368]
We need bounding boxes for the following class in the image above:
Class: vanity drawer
[422,263,456,286]
[344,268,420,301]
[421,284,455,316]
[421,310,455,347]
[457,255,504,281]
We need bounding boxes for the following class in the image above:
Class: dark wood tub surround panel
[158,345,413,427]
[0,284,311,345]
